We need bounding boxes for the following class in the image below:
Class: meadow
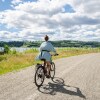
[0,47,100,75]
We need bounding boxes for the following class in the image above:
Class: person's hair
[44,35,49,41]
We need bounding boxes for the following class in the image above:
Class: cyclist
[36,35,57,78]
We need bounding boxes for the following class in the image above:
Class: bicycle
[34,54,58,87]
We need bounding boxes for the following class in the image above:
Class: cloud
[2,0,5,2]
[0,0,100,41]
[11,0,23,5]
[0,30,18,41]
[67,0,100,16]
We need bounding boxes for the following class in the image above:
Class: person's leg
[46,61,51,77]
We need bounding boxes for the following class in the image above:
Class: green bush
[12,49,17,54]
[24,48,38,53]
[0,56,6,61]
[4,44,10,54]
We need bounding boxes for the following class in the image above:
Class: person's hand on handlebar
[51,53,59,56]
[54,53,59,56]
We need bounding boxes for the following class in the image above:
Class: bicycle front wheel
[50,62,55,79]
[34,66,45,87]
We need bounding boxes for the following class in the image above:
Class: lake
[0,47,38,52]
[0,47,4,52]
[11,47,38,52]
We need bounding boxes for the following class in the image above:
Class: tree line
[0,40,100,48]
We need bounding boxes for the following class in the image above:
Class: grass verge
[0,47,100,75]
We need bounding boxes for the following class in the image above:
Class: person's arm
[50,42,57,54]
[39,43,43,52]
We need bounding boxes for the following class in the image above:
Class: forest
[0,40,100,47]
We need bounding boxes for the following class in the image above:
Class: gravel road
[0,53,100,100]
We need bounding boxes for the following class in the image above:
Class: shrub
[4,44,10,54]
[0,56,6,61]
[12,49,17,54]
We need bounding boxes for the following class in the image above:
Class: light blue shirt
[36,41,56,61]
[39,41,56,52]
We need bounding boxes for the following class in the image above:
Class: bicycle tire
[34,65,45,87]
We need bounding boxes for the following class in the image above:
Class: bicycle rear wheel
[34,65,45,87]
[50,62,55,79]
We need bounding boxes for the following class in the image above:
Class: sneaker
[46,75,50,78]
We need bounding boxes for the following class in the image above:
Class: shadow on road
[38,77,86,99]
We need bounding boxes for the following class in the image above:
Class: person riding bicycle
[36,35,57,78]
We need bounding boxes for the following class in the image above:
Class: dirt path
[0,53,100,100]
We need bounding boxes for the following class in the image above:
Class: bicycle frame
[34,54,58,87]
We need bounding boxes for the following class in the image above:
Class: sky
[0,0,100,41]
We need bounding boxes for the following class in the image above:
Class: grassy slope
[0,48,100,75]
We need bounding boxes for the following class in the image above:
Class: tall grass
[54,47,100,59]
[0,47,100,75]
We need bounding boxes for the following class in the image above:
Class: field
[0,47,100,75]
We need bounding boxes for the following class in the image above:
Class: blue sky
[0,0,12,11]
[0,0,100,41]
[0,0,37,11]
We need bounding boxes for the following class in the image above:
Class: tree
[4,44,10,54]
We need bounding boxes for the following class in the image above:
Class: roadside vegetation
[0,47,100,75]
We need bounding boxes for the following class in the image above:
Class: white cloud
[11,0,23,5]
[0,31,18,41]
[67,0,100,17]
[2,0,5,2]
[0,0,100,41]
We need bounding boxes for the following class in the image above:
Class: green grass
[0,47,100,75]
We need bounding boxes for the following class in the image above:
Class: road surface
[0,53,100,100]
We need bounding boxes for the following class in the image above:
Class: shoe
[46,75,50,78]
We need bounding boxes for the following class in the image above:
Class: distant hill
[0,40,100,48]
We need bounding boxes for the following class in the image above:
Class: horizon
[0,39,100,43]
[0,0,100,41]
